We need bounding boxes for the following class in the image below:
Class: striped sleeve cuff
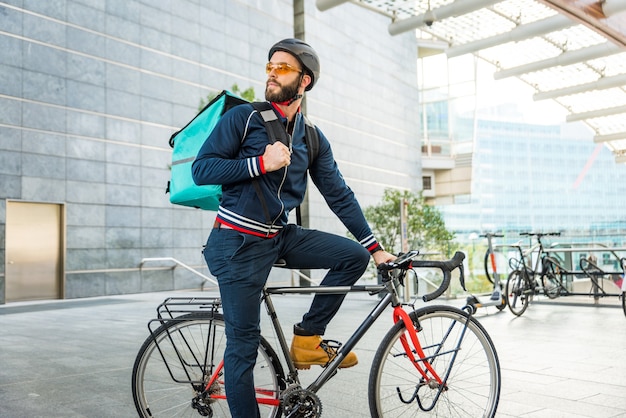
[246,156,263,177]
[360,234,384,254]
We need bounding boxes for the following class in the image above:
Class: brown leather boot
[290,334,358,370]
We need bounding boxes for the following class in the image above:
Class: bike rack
[543,246,626,300]
[498,243,626,303]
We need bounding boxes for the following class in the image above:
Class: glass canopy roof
[316,0,626,163]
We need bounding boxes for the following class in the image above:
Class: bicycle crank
[282,386,322,418]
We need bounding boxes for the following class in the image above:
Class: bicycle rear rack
[145,297,224,386]
[155,297,222,321]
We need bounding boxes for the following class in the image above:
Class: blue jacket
[191,102,382,254]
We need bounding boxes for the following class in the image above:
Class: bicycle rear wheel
[541,271,561,299]
[541,259,561,299]
[368,305,500,417]
[506,269,531,316]
[132,312,284,418]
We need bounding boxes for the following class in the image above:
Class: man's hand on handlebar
[372,250,395,266]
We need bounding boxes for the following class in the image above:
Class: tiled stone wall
[0,0,419,302]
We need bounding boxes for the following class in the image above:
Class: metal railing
[139,257,320,288]
[289,269,320,286]
[140,257,218,286]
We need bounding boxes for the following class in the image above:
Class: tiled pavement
[1,288,625,417]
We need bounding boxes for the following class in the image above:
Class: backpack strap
[252,102,319,167]
[250,102,320,228]
[302,114,319,169]
[249,102,288,226]
[251,102,290,147]
[298,115,319,226]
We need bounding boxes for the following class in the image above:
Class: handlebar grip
[413,251,465,302]
[422,271,452,302]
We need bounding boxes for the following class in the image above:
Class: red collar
[270,102,300,118]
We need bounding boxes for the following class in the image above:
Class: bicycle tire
[132,312,284,418]
[622,291,625,318]
[541,259,561,299]
[506,269,531,316]
[368,305,500,417]
[541,271,560,299]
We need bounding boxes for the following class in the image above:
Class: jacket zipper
[266,129,292,237]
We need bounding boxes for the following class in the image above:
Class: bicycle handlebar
[519,231,560,237]
[416,251,466,302]
[479,233,504,238]
[377,251,466,303]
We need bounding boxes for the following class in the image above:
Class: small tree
[199,84,256,110]
[359,189,467,295]
[363,189,455,257]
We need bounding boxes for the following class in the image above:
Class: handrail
[544,246,626,253]
[140,257,218,286]
[290,269,320,286]
[140,257,320,288]
[494,244,626,253]
[419,274,440,291]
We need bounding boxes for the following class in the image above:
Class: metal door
[5,201,64,302]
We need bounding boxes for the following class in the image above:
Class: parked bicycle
[131,250,501,417]
[505,232,563,316]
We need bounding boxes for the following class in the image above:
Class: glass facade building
[419,53,626,245]
[444,117,626,241]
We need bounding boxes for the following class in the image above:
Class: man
[192,38,394,418]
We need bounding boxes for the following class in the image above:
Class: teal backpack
[166,90,319,212]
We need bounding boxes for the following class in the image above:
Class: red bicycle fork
[393,305,444,386]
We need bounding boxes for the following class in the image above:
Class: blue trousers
[203,224,370,418]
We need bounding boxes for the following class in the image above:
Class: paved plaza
[1,288,625,417]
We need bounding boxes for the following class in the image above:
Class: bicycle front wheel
[506,269,531,316]
[369,305,500,417]
[132,312,284,418]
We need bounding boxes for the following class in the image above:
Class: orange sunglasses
[266,62,302,76]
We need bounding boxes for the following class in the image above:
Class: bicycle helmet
[268,38,320,91]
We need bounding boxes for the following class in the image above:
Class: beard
[265,76,301,103]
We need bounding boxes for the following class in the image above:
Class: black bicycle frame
[263,283,391,391]
[264,280,472,400]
